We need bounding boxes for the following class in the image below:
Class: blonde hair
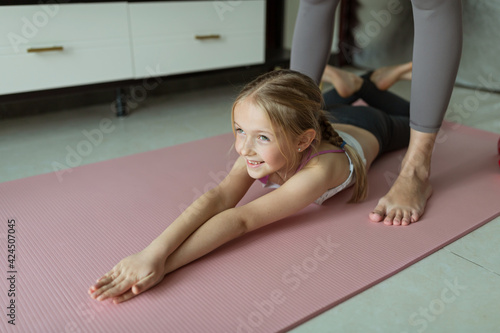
[231,69,367,203]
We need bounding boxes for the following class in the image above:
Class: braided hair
[232,69,367,203]
[317,111,367,202]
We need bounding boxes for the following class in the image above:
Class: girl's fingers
[92,271,126,300]
[113,290,136,304]
[90,281,111,298]
[114,274,160,303]
[97,277,134,301]
[93,274,113,288]
[133,273,156,295]
[92,282,114,300]
[91,269,118,291]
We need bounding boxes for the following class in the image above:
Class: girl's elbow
[227,207,250,236]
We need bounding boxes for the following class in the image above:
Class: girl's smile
[246,159,265,168]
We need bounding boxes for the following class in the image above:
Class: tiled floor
[1,71,499,332]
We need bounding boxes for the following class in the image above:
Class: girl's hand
[88,247,167,304]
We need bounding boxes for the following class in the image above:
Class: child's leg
[354,73,410,117]
[323,88,360,109]
[321,65,410,116]
[321,65,363,108]
[369,62,413,91]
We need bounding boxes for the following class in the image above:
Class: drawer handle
[195,34,221,41]
[27,46,64,53]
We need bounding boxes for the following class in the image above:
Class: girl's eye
[235,128,245,134]
[258,135,270,142]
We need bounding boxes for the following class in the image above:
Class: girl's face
[233,98,290,179]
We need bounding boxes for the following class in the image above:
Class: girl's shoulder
[304,142,347,167]
[299,142,351,189]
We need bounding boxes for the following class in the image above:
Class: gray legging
[290,0,463,133]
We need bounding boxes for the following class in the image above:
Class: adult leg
[410,0,462,132]
[290,0,340,84]
[370,0,463,226]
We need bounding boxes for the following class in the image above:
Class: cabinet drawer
[0,4,130,49]
[0,45,133,95]
[0,3,133,95]
[129,1,265,78]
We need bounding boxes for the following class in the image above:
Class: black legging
[291,0,463,133]
[323,72,410,156]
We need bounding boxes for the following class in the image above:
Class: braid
[318,111,344,147]
[317,110,368,203]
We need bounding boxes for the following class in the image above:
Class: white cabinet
[0,3,133,95]
[0,1,266,96]
[129,1,266,78]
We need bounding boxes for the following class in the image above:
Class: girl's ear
[297,129,316,151]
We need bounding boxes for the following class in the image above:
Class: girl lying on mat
[89,63,414,304]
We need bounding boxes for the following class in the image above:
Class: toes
[369,203,386,222]
[393,210,404,226]
[370,198,425,226]
[384,210,396,225]
[369,211,384,222]
[411,211,421,223]
[401,210,411,226]
[385,209,415,226]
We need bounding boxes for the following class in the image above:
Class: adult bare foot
[321,65,363,98]
[370,62,413,91]
[369,129,435,226]
[369,172,433,226]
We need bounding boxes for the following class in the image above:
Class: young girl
[88,64,412,304]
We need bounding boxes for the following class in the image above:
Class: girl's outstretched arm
[106,161,337,303]
[145,157,255,260]
[88,156,254,303]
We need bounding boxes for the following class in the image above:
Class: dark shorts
[325,106,410,156]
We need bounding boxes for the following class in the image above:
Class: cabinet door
[0,3,133,95]
[129,1,265,78]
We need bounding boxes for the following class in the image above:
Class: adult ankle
[400,158,430,180]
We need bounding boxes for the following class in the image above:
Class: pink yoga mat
[1,122,499,332]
